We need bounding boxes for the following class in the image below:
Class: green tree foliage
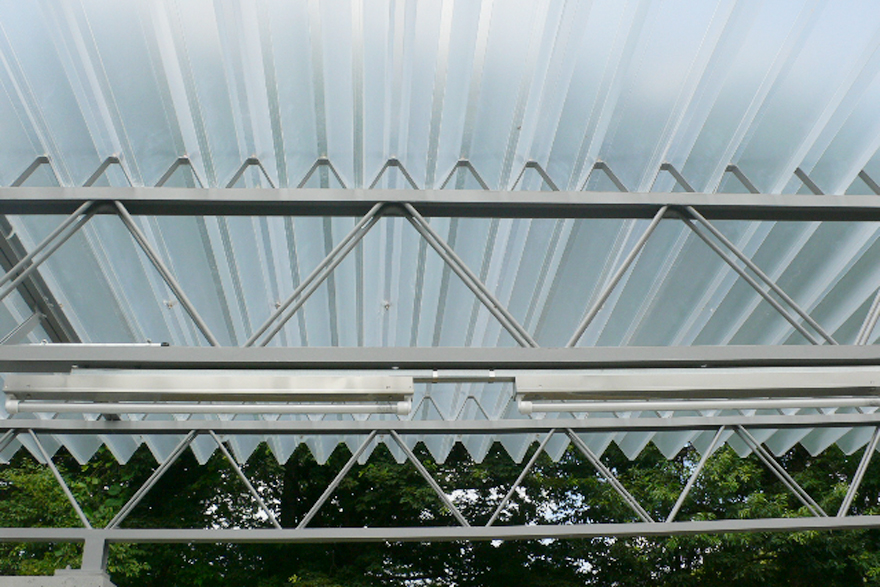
[1,436,880,586]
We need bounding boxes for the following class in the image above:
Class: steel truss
[1,176,880,571]
[2,416,880,571]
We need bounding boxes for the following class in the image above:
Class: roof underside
[1,0,880,466]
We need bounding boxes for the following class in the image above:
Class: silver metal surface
[6,187,880,220]
[2,413,879,435]
[521,397,880,413]
[4,344,880,373]
[5,373,415,402]
[7,401,411,416]
[4,514,880,544]
[516,367,880,398]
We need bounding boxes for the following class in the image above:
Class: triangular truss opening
[581,161,628,192]
[155,156,205,188]
[226,157,276,188]
[653,162,695,193]
[295,433,471,529]
[11,156,61,187]
[369,158,419,189]
[83,156,133,187]
[511,161,559,191]
[245,203,536,348]
[439,160,490,190]
[297,157,348,188]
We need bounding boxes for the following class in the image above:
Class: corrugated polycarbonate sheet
[0,0,879,465]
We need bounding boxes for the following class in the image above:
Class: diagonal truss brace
[247,203,385,347]
[565,429,655,523]
[1,311,44,345]
[440,160,491,190]
[735,426,826,517]
[156,157,205,188]
[582,161,628,192]
[403,203,538,348]
[208,431,281,529]
[27,430,92,529]
[0,201,94,306]
[369,158,419,189]
[297,157,348,189]
[838,426,880,517]
[681,217,822,345]
[389,431,470,527]
[83,156,133,187]
[666,427,726,522]
[684,205,836,345]
[298,431,379,529]
[487,429,556,526]
[857,289,880,344]
[227,157,276,189]
[511,161,560,191]
[114,201,219,346]
[106,431,198,529]
[567,206,668,347]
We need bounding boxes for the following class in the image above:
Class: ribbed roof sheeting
[1,0,880,465]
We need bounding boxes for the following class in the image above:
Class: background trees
[1,437,880,586]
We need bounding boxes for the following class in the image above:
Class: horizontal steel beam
[3,412,879,434]
[2,188,880,220]
[3,344,880,372]
[4,515,880,543]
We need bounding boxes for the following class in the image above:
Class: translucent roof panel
[1,0,880,466]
